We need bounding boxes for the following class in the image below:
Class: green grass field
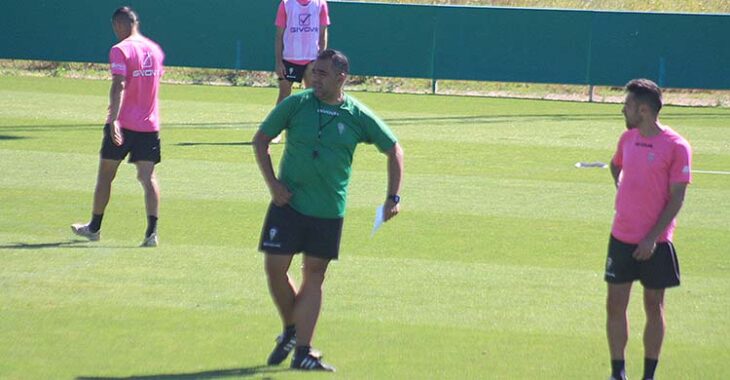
[1,76,728,379]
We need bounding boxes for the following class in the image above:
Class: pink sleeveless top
[276,0,330,63]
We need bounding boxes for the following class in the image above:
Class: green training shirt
[260,89,397,219]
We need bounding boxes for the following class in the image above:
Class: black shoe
[291,349,336,372]
[267,333,296,365]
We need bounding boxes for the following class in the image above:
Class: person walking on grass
[71,6,165,247]
[253,49,404,371]
[605,79,692,380]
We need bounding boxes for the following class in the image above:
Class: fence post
[658,57,666,87]
[235,40,242,70]
[588,84,594,102]
[430,14,438,95]
[585,11,594,102]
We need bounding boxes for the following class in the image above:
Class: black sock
[146,215,158,238]
[643,358,658,379]
[295,345,311,358]
[284,324,296,337]
[89,213,103,232]
[611,359,626,380]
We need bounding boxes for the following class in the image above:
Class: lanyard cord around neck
[313,98,339,159]
[316,98,339,139]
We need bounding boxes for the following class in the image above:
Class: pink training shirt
[275,0,330,65]
[108,34,165,132]
[611,126,692,244]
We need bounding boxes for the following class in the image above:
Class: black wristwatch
[387,194,400,204]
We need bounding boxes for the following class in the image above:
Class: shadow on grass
[76,365,290,379]
[0,122,259,133]
[0,134,29,140]
[175,142,253,147]
[0,124,100,132]
[0,240,133,250]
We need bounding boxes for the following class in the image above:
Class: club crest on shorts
[269,227,278,241]
[262,226,282,248]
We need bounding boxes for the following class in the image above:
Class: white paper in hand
[371,205,385,237]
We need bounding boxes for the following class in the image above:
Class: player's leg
[642,287,665,379]
[265,253,298,327]
[607,282,632,380]
[291,255,334,371]
[607,282,632,358]
[134,160,159,219]
[276,77,293,105]
[272,77,292,144]
[72,159,122,240]
[604,235,639,380]
[290,215,341,371]
[72,124,127,240]
[302,61,314,89]
[134,160,159,245]
[94,124,127,216]
[259,203,305,365]
[264,253,298,365]
[638,241,679,380]
[93,158,123,216]
[128,129,161,246]
[293,255,329,348]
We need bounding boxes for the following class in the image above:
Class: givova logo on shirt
[133,52,161,77]
[290,13,319,33]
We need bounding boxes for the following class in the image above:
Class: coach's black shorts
[259,203,343,260]
[100,123,161,163]
[280,60,312,83]
[604,235,680,289]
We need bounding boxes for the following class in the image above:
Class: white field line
[693,170,730,175]
[574,163,730,175]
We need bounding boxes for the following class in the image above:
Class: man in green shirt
[253,49,404,372]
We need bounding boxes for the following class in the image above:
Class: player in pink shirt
[604,79,692,380]
[271,0,330,143]
[72,6,165,247]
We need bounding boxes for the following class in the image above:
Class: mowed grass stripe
[2,148,727,233]
[2,240,726,347]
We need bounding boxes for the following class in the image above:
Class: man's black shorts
[259,203,343,260]
[604,235,681,289]
[280,60,312,83]
[100,123,161,163]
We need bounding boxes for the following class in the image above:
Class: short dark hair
[625,78,663,113]
[317,49,349,74]
[112,6,139,25]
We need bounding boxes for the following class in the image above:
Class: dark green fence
[2,1,729,89]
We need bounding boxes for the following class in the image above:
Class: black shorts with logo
[259,203,344,260]
[604,235,681,289]
[100,123,161,163]
[281,60,312,83]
